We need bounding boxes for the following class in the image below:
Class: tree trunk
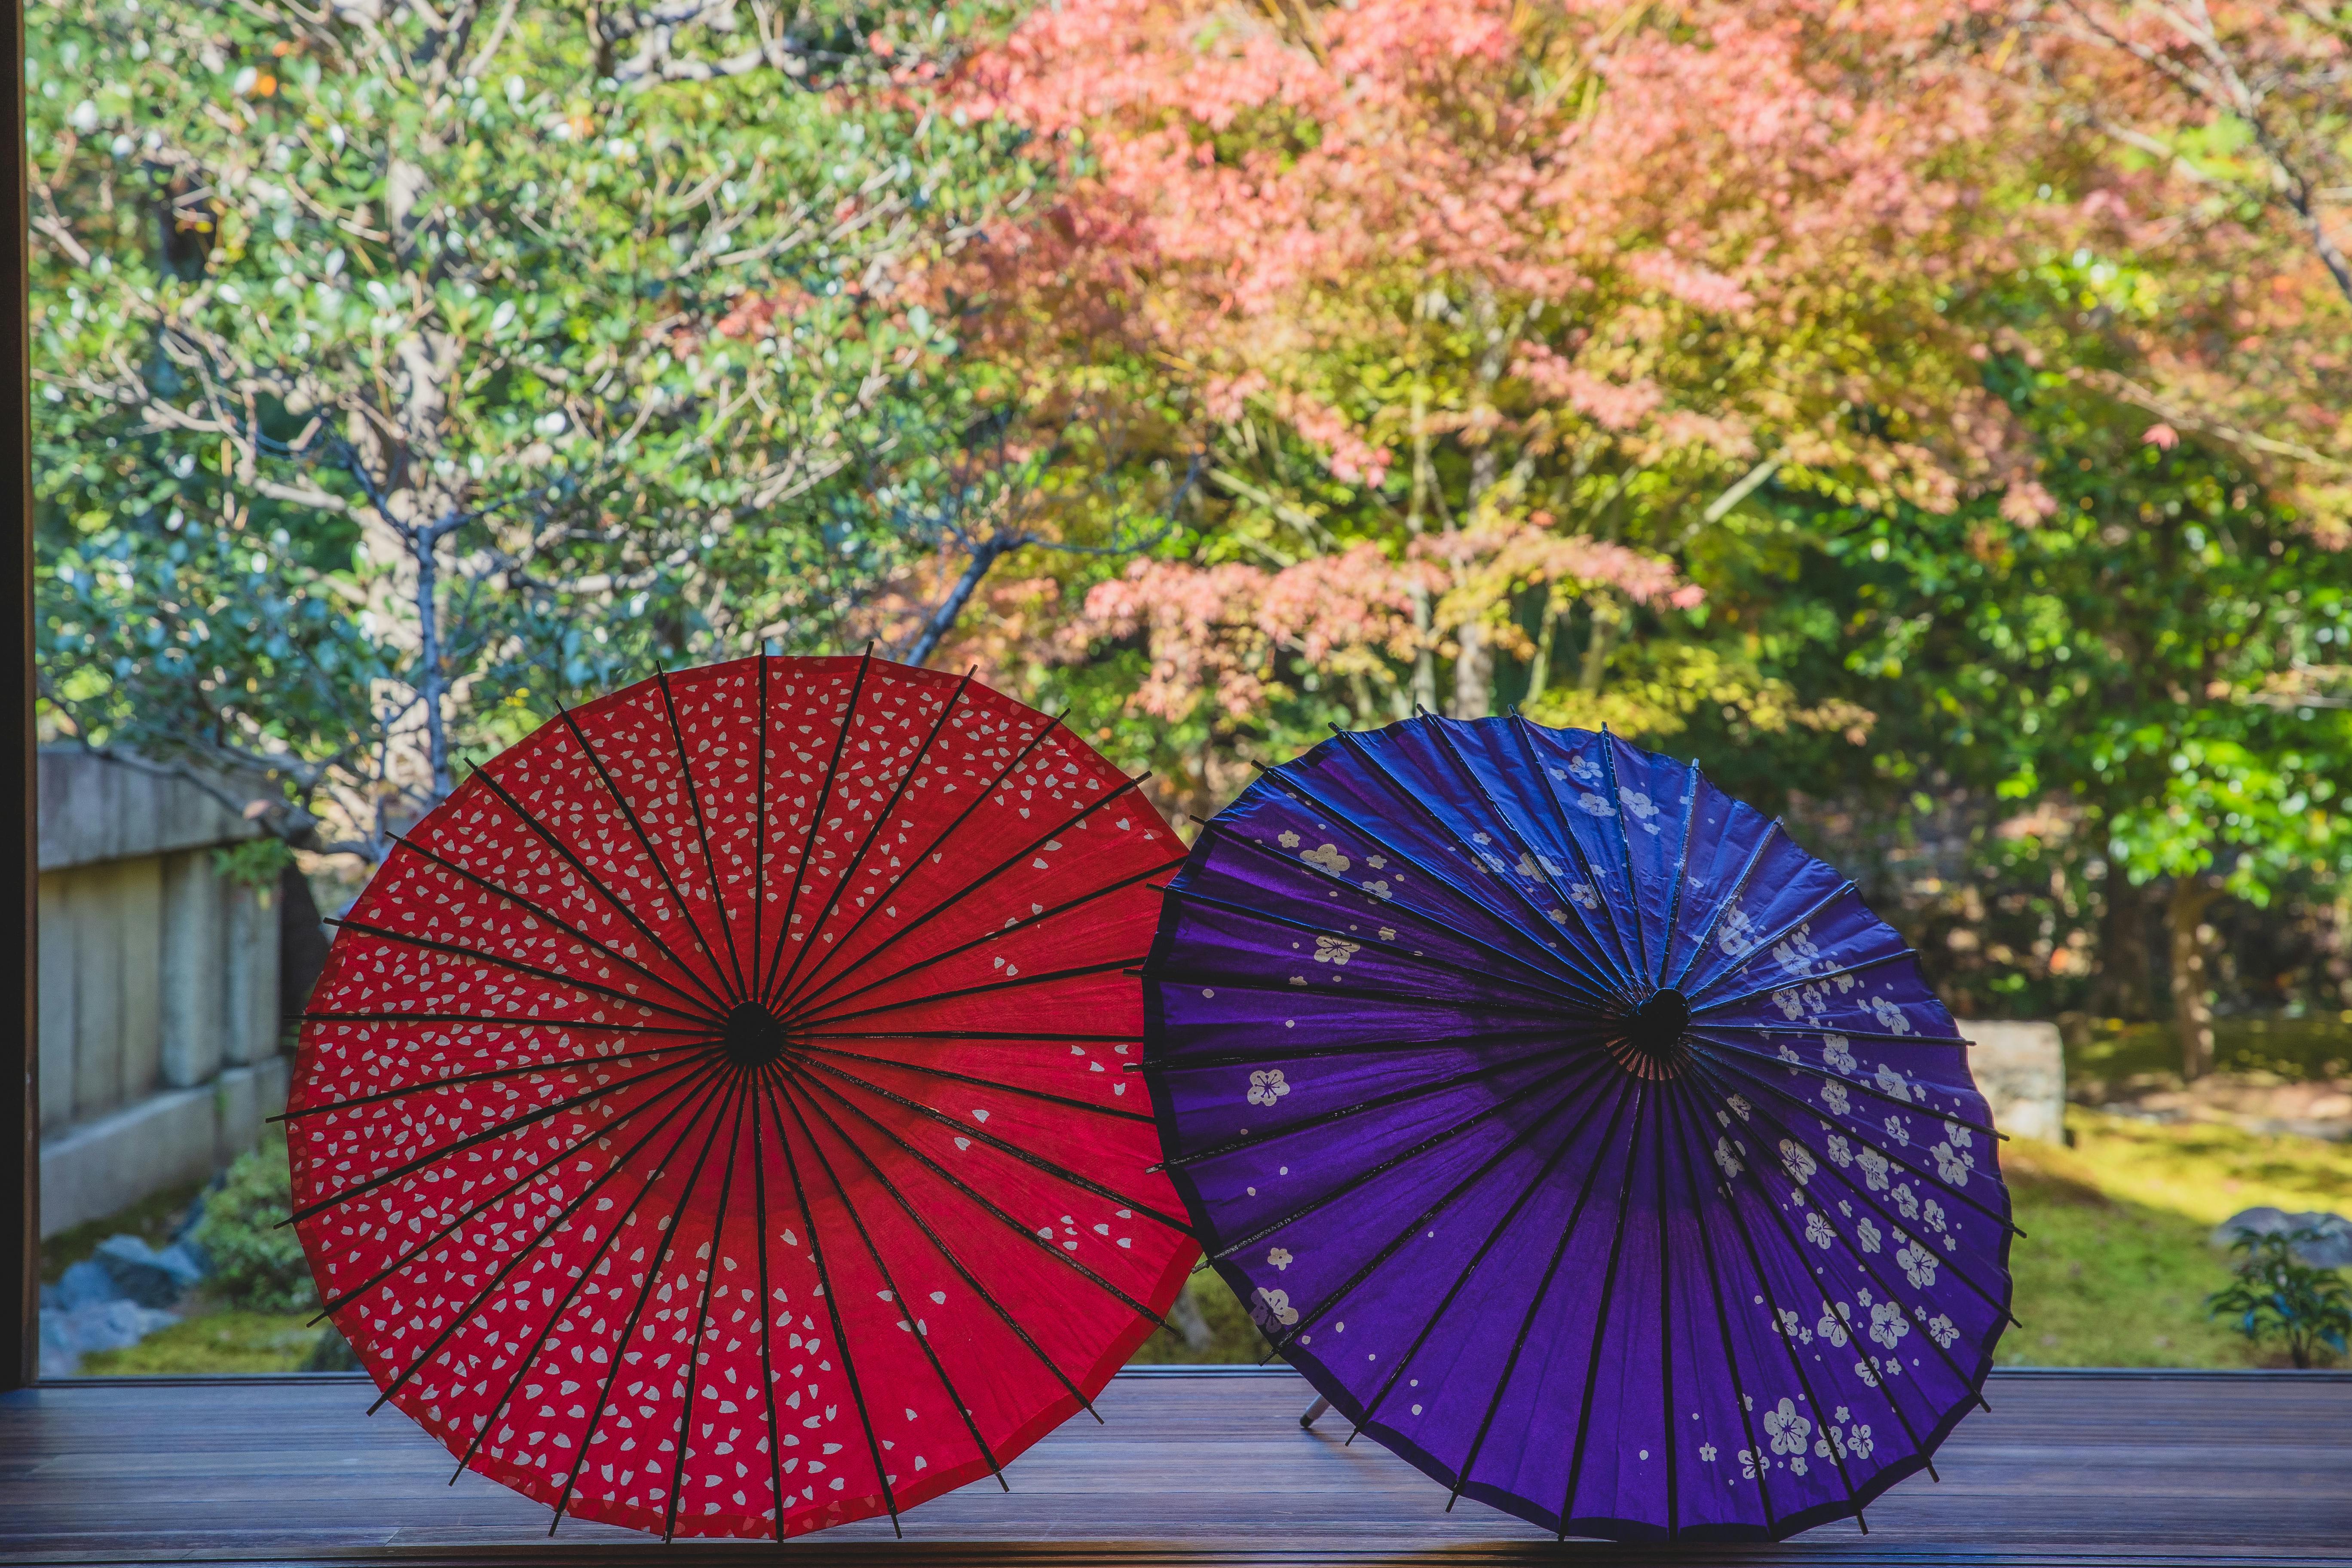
[2167,876,2223,1081]
[2091,866,2156,1020]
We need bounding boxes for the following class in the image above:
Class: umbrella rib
[754,649,877,1004]
[1140,1023,1563,1076]
[787,707,1071,1006]
[1552,1084,1651,1534]
[1665,820,1782,995]
[1678,1056,1950,1476]
[793,854,1185,1023]
[659,1074,756,1541]
[322,916,715,1026]
[306,1055,724,1323]
[1167,847,1599,1011]
[1497,714,1650,989]
[751,1063,905,1538]
[652,666,751,1000]
[1350,1078,1631,1429]
[766,1070,1011,1494]
[1191,817,1615,1009]
[1158,1048,1607,1173]
[1679,880,1859,1002]
[1438,715,1639,995]
[1135,967,1580,1026]
[804,1029,1146,1044]
[1243,760,1606,999]
[299,1010,712,1034]
[1654,1075,1784,1536]
[1701,1021,1969,1048]
[555,703,743,1004]
[469,767,737,1017]
[787,1051,1190,1232]
[1654,758,1703,989]
[787,775,1156,1017]
[362,1053,733,1417]
[770,672,975,1014]
[775,1063,1104,1425]
[547,1071,747,1533]
[1689,949,1920,1019]
[286,1050,708,1226]
[783,1064,1170,1329]
[1686,1029,2002,1141]
[378,834,723,1015]
[277,1039,701,1124]
[792,956,1144,1032]
[1445,1081,1645,1519]
[1651,1084,1679,1537]
[746,1081,789,1542]
[790,1041,1154,1124]
[1659,1063,1874,1530]
[1592,730,1654,982]
[1207,1054,1605,1265]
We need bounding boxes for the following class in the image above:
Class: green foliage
[191,1137,318,1314]
[213,835,293,890]
[2205,1228,2352,1369]
[79,1310,327,1375]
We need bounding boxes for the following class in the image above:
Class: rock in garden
[54,1259,120,1311]
[2211,1207,2352,1270]
[36,1299,178,1375]
[92,1235,202,1308]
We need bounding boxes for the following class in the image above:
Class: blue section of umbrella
[1142,716,2014,1541]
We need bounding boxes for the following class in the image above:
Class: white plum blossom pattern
[1568,881,1600,911]
[1763,1398,1813,1456]
[1277,830,1301,849]
[1857,1148,1892,1192]
[1773,926,1823,977]
[1311,936,1360,965]
[1923,1199,1949,1235]
[1267,1247,1293,1272]
[1874,1062,1912,1103]
[1255,1288,1299,1327]
[1728,1094,1754,1123]
[1856,1216,1883,1253]
[1804,1211,1835,1249]
[1868,994,1912,1035]
[1892,1183,1920,1221]
[1815,1300,1852,1346]
[1714,1136,1744,1179]
[1932,1139,1970,1186]
[1897,1234,1941,1289]
[1825,1133,1855,1170]
[1883,1113,1910,1146]
[1927,1313,1960,1349]
[1819,1080,1851,1117]
[1301,843,1351,876]
[1868,1300,1911,1350]
[1567,752,1602,785]
[1246,1070,1291,1107]
[1822,1034,1859,1073]
[1576,791,1615,818]
[1779,1139,1817,1185]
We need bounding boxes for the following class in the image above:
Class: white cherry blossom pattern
[1246,1069,1292,1107]
[1874,1062,1912,1103]
[1312,936,1361,965]
[1814,1300,1852,1347]
[1714,1136,1745,1179]
[1821,1034,1859,1073]
[1267,1247,1294,1272]
[1897,1234,1941,1289]
[1819,1080,1851,1118]
[1301,843,1352,876]
[1779,1139,1817,1185]
[1804,1211,1836,1249]
[1868,1300,1911,1351]
[1763,1398,1813,1457]
[1926,1314,1961,1350]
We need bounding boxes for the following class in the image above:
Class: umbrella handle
[1298,1396,1331,1430]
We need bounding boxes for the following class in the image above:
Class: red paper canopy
[287,655,1194,1540]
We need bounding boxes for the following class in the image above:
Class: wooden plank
[0,1370,2345,1566]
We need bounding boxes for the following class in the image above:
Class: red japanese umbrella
[284,654,1195,1540]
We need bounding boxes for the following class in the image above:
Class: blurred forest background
[27,0,2352,1080]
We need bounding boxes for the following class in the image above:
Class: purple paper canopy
[1140,717,2012,1542]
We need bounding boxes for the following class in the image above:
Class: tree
[32,0,1028,858]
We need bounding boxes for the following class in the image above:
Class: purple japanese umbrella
[1139,717,2013,1542]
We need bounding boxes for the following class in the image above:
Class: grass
[78,1308,329,1375]
[2070,1014,2352,1091]
[38,1177,208,1286]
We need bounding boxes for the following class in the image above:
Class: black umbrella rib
[788,1052,1188,1232]
[547,1069,748,1533]
[754,650,877,1004]
[1167,865,1590,1011]
[1450,1082,1645,1520]
[753,1065,905,1538]
[1426,716,1640,1000]
[1654,757,1704,990]
[1689,949,1920,1019]
[1498,714,1650,987]
[787,775,1155,1017]
[316,1053,724,1324]
[1241,761,1604,997]
[784,1065,1170,1328]
[659,1076,755,1540]
[1592,731,1654,982]
[770,674,974,1012]
[775,1063,1104,1425]
[803,1029,1146,1044]
[300,1010,712,1035]
[378,834,720,1014]
[322,917,714,1026]
[554,704,741,1005]
[1551,1084,1652,1533]
[1651,1084,1680,1537]
[1687,1029,2002,1141]
[364,1054,733,1417]
[652,667,751,999]
[1654,1078,1783,1536]
[1352,1079,1632,1427]
[766,1071,1011,1494]
[286,1050,707,1226]
[788,707,1071,1006]
[1192,819,1616,1010]
[276,1039,702,1125]
[745,1080,790,1540]
[797,854,1185,1023]
[1681,879,1860,1001]
[790,1041,1153,1125]
[1159,1050,1596,1173]
[467,768,736,1017]
[1665,819,1783,995]
[1208,1054,1602,1265]
[791,957,1141,1032]
[1139,1023,1562,1075]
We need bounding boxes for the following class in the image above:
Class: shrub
[193,1136,318,1314]
[2206,1228,2352,1369]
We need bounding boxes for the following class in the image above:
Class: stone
[1967,1020,2066,1144]
[37,1299,178,1376]
[2211,1207,2352,1270]
[55,1259,120,1311]
[92,1235,200,1308]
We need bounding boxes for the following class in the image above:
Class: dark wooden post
[1,0,37,1392]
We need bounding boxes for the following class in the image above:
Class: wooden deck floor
[0,1368,2346,1566]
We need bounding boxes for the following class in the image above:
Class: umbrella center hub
[1621,988,1691,1076]
[721,1002,791,1069]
